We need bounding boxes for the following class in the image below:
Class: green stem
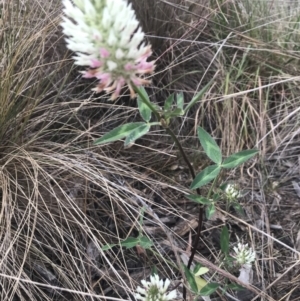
[149,122,161,126]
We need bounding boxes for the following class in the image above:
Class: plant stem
[164,128,203,301]
[132,85,203,301]
[164,128,195,179]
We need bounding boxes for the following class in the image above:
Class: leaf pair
[190,127,258,190]
[164,92,184,111]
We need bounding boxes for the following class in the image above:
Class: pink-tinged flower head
[61,0,155,100]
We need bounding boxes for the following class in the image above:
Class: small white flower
[224,183,241,200]
[233,243,256,266]
[61,0,155,100]
[135,274,177,301]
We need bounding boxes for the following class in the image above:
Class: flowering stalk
[61,0,155,100]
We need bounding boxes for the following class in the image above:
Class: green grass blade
[184,79,213,113]
[185,194,212,205]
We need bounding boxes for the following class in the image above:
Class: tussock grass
[0,1,192,300]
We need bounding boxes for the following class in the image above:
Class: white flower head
[135,274,177,301]
[224,183,241,200]
[232,243,256,266]
[61,0,155,100]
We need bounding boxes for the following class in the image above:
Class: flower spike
[61,0,155,100]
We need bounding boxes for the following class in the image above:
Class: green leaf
[194,267,209,277]
[219,182,228,191]
[124,123,150,146]
[193,263,203,274]
[232,202,245,216]
[221,226,229,255]
[176,92,184,110]
[226,283,244,291]
[94,122,145,145]
[212,193,220,201]
[222,149,258,169]
[137,87,152,122]
[190,165,221,190]
[184,79,213,113]
[120,236,153,249]
[102,235,153,251]
[164,93,174,111]
[121,237,140,249]
[165,108,184,118]
[186,194,212,205]
[101,243,116,251]
[183,265,198,294]
[139,236,154,249]
[197,127,222,165]
[205,203,216,219]
[199,283,220,296]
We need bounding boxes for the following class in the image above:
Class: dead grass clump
[0,134,193,300]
